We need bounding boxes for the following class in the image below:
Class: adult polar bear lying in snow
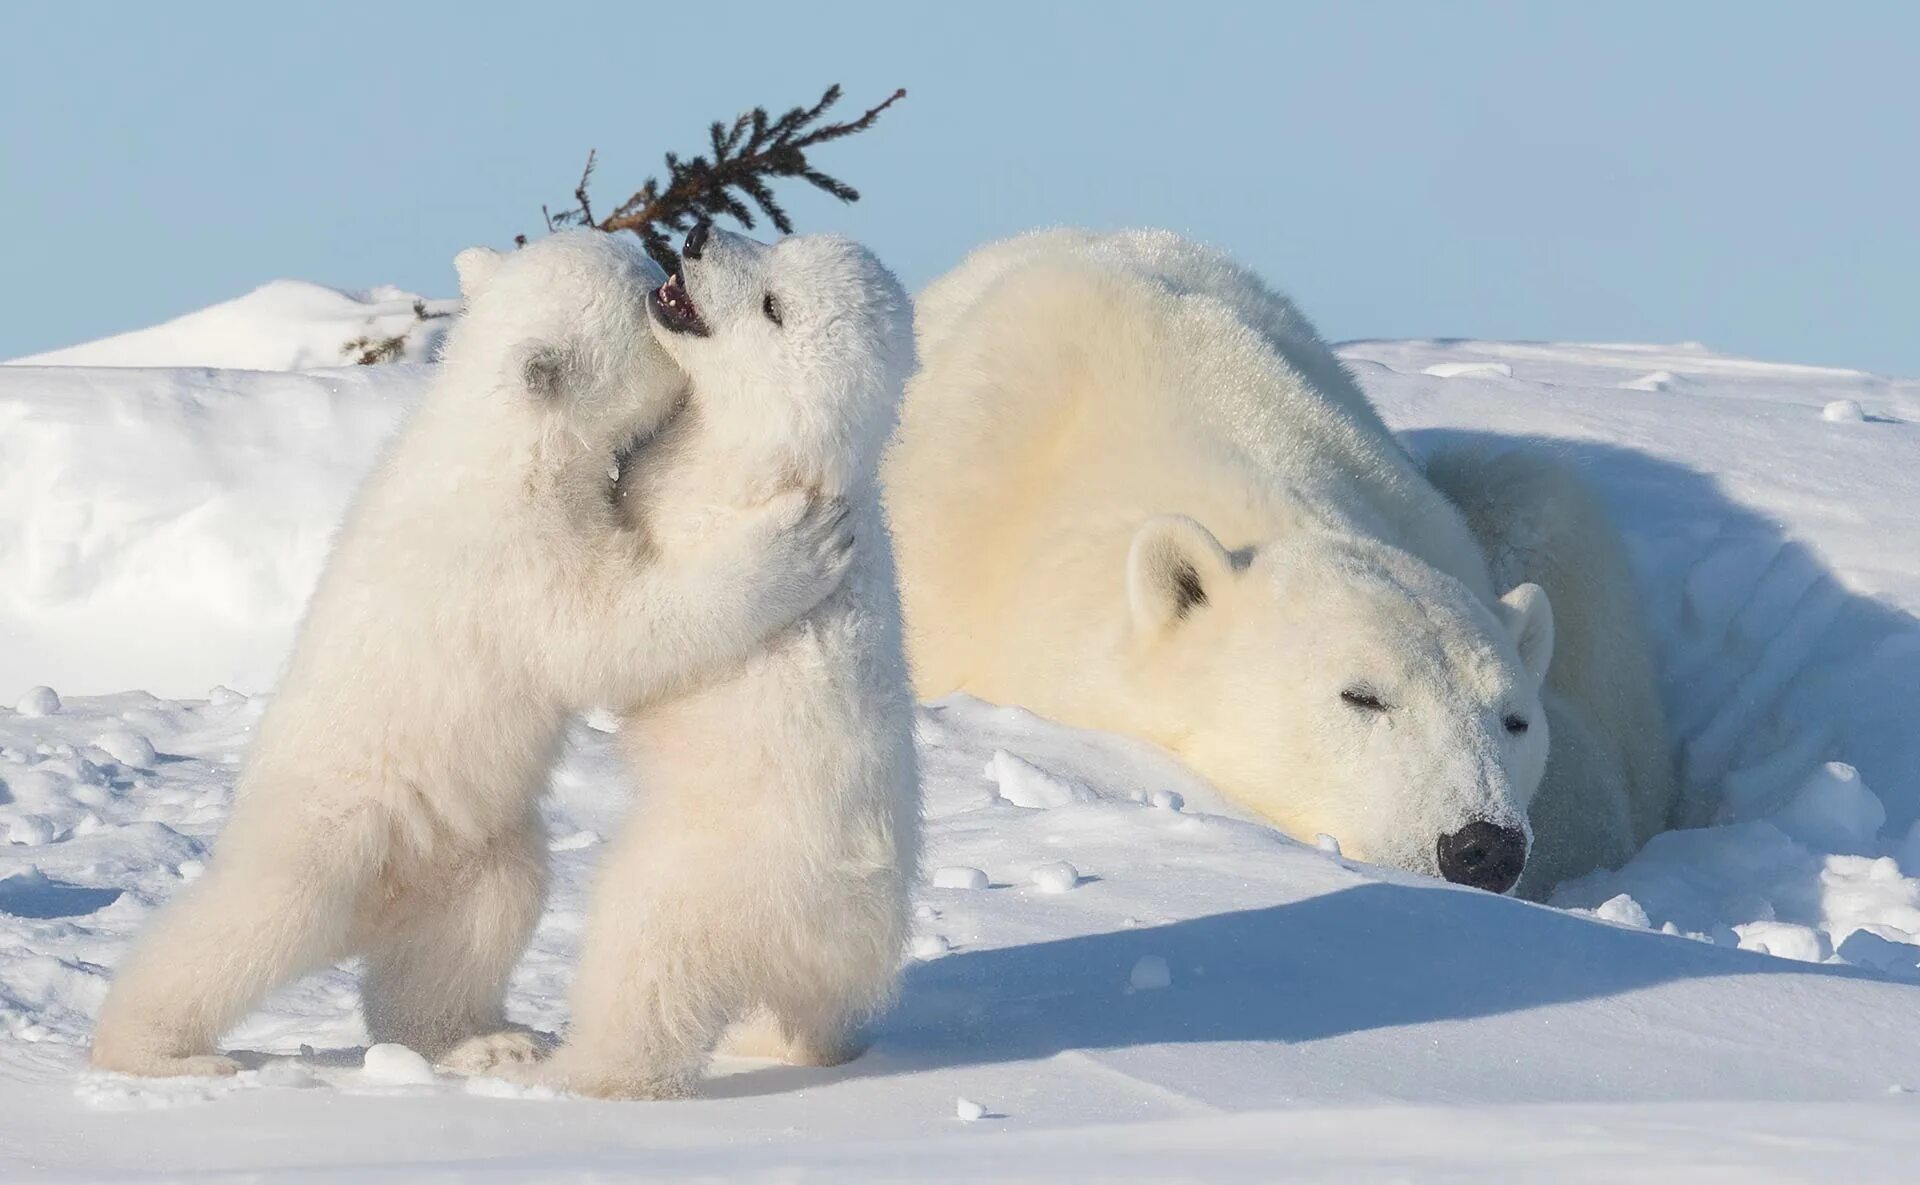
[886,229,1676,897]
[91,231,854,1077]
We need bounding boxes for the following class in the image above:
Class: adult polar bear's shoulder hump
[887,228,1496,697]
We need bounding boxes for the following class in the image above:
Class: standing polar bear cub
[886,229,1675,896]
[91,230,854,1077]
[540,226,920,1099]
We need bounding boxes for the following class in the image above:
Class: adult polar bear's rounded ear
[1127,515,1235,636]
[1497,583,1555,682]
[454,246,503,300]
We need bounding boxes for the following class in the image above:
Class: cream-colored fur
[536,230,920,1099]
[89,231,853,1077]
[1422,445,1679,894]
[886,229,1566,887]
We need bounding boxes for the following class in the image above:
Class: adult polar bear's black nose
[682,221,710,260]
[1437,821,1527,894]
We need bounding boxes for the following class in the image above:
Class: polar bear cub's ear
[1127,515,1235,635]
[454,246,503,300]
[517,343,573,399]
[1496,582,1555,682]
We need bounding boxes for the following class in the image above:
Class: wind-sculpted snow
[2,333,1920,1178]
[0,365,416,698]
[4,281,457,371]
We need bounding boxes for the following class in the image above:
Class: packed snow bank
[0,364,416,699]
[4,281,456,371]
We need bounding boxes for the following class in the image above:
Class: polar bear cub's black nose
[682,221,710,260]
[1437,821,1527,894]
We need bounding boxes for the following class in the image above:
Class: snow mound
[6,281,458,371]
[0,364,416,699]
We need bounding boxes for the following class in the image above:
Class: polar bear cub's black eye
[1340,688,1387,712]
[1504,714,1530,735]
[762,292,783,327]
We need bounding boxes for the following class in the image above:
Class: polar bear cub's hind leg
[89,808,375,1078]
[357,807,549,1066]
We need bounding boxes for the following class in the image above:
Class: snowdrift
[0,364,416,698]
[5,280,456,371]
[3,318,1920,1179]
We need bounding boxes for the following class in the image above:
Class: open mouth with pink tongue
[648,270,709,337]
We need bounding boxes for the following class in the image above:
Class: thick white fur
[90,231,853,1077]
[886,228,1568,886]
[1422,445,1678,894]
[537,230,920,1099]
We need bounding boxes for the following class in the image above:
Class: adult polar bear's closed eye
[886,228,1672,896]
[539,226,920,1100]
[90,230,855,1079]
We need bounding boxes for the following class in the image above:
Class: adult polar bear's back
[890,228,1494,712]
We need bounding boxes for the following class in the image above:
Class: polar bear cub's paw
[90,1050,244,1079]
[437,1027,554,1076]
[733,489,857,625]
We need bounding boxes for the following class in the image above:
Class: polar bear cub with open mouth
[538,225,921,1100]
[90,230,855,1078]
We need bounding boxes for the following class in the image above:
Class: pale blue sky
[3,2,1915,373]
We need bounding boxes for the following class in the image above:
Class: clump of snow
[1592,894,1652,929]
[1837,928,1920,980]
[1149,789,1184,811]
[911,934,951,960]
[16,688,60,718]
[954,1097,986,1121]
[361,1043,435,1085]
[1315,834,1343,855]
[986,750,1097,809]
[1735,921,1833,963]
[932,866,990,891]
[1129,955,1173,990]
[1028,861,1080,893]
[1823,398,1868,422]
[1771,761,1884,853]
[91,732,156,769]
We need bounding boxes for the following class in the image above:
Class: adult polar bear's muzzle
[1435,819,1528,894]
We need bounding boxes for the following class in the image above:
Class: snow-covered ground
[3,288,1920,1181]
